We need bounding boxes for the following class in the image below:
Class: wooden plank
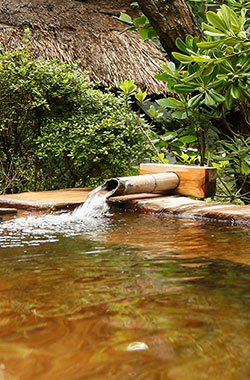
[140,163,217,198]
[0,189,91,211]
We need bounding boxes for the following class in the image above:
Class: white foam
[72,186,110,218]
[0,187,111,247]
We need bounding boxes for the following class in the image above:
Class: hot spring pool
[0,208,249,379]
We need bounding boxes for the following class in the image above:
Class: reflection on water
[0,211,249,379]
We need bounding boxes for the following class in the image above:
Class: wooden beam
[140,163,217,198]
[0,189,92,211]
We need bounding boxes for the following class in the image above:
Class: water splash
[72,185,110,218]
[0,187,112,248]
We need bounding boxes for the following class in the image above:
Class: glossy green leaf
[161,132,177,141]
[188,93,204,108]
[241,161,250,175]
[230,85,240,99]
[197,40,221,49]
[179,135,197,143]
[173,84,197,93]
[119,79,136,95]
[183,65,204,82]
[202,64,215,77]
[204,31,226,37]
[206,11,227,32]
[168,62,176,72]
[176,38,188,53]
[156,97,184,109]
[172,110,188,119]
[133,15,148,26]
[154,73,170,82]
[219,5,233,30]
[135,88,147,103]
[172,52,194,62]
[216,74,228,80]
[209,89,225,103]
[239,8,246,28]
[139,28,149,40]
[119,13,132,22]
[205,92,216,106]
[160,62,176,75]
[202,22,226,35]
[193,55,214,63]
[116,13,133,26]
[224,87,235,110]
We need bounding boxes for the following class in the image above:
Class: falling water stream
[72,186,110,218]
[0,187,111,248]
[0,189,249,379]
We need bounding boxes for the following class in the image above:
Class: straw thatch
[0,0,168,94]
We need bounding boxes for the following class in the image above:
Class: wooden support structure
[140,163,217,198]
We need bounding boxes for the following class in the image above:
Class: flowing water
[0,192,249,379]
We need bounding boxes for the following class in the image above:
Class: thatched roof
[0,0,168,94]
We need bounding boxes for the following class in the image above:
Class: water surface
[0,209,249,379]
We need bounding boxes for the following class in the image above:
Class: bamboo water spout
[102,173,180,197]
[103,164,217,199]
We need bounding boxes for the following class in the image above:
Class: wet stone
[0,208,17,215]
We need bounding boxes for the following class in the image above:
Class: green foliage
[117,79,137,96]
[119,1,250,202]
[117,80,166,163]
[113,12,158,40]
[151,3,250,201]
[0,48,152,193]
[212,136,250,202]
[135,88,148,103]
[158,4,250,112]
[218,137,250,176]
[188,0,250,28]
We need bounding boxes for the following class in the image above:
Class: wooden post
[140,163,217,198]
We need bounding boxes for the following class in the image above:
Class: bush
[119,2,250,202]
[153,3,250,202]
[0,47,152,192]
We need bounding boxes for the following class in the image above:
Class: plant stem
[217,173,234,198]
[138,123,164,163]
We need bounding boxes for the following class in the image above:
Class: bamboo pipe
[102,173,179,197]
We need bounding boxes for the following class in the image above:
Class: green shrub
[0,47,152,192]
[118,2,250,202]
[153,3,250,201]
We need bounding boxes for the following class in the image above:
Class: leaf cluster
[128,1,250,202]
[0,48,152,192]
[156,4,250,113]
[113,12,158,40]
